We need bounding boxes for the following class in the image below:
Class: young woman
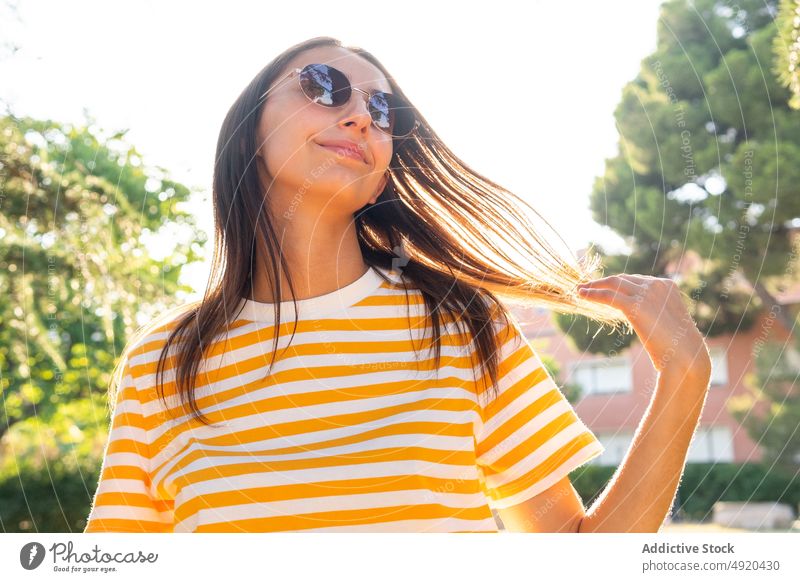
[84,36,712,533]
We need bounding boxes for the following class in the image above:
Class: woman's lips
[314,141,366,164]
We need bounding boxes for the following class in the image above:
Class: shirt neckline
[234,265,389,323]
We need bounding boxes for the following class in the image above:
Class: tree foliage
[0,110,207,466]
[559,0,799,353]
[729,334,800,471]
[773,0,800,110]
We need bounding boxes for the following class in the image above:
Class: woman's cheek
[265,136,304,181]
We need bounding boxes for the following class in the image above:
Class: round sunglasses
[258,63,419,138]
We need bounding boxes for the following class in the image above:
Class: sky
[1,0,665,300]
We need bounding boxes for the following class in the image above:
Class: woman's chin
[294,185,368,209]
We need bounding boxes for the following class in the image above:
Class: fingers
[577,274,647,297]
[576,287,634,310]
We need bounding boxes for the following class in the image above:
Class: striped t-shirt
[83,265,605,533]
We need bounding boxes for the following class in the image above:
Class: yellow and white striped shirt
[84,265,604,533]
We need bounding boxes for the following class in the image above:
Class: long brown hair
[111,36,630,425]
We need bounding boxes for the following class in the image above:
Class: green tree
[729,334,800,472]
[0,109,207,448]
[558,0,799,353]
[539,350,583,404]
[773,0,800,110]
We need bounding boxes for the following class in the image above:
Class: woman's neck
[247,217,369,303]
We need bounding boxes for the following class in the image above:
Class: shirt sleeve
[474,313,605,511]
[84,359,175,533]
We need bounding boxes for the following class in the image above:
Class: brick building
[507,251,798,467]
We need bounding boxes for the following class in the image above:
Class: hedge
[571,461,800,522]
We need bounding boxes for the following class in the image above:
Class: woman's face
[255,46,394,221]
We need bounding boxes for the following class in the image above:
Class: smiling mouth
[314,142,367,164]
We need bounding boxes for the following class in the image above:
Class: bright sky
[1,0,664,300]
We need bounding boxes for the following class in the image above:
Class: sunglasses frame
[257,64,420,138]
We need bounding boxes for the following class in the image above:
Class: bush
[0,467,100,533]
[569,462,800,522]
[677,462,800,521]
[570,463,617,506]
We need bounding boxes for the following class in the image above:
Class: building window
[593,431,634,466]
[593,426,734,465]
[686,425,734,462]
[569,356,632,396]
[710,346,729,387]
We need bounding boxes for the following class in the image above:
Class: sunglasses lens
[298,64,351,106]
[369,92,415,137]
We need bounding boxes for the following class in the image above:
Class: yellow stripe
[486,431,600,501]
[193,503,493,533]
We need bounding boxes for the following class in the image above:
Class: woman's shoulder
[123,301,202,366]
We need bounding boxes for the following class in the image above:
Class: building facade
[508,287,796,467]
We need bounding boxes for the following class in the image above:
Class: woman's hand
[576,274,711,377]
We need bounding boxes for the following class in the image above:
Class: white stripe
[150,408,478,482]
[110,396,143,417]
[127,320,268,367]
[479,398,577,465]
[94,478,150,494]
[144,376,475,440]
[192,431,472,458]
[152,410,474,482]
[185,385,474,425]
[139,365,279,414]
[87,505,172,523]
[172,433,473,475]
[176,459,481,500]
[174,515,496,533]
[140,354,478,419]
[495,346,548,392]
[273,517,498,533]
[128,308,468,370]
[487,442,605,510]
[480,372,555,438]
[191,325,472,377]
[192,490,488,525]
[129,327,477,418]
[484,421,594,489]
[102,451,149,469]
[234,295,429,326]
[106,425,148,444]
[147,383,478,442]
